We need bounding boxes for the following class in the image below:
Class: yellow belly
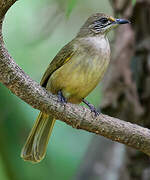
[47,53,110,103]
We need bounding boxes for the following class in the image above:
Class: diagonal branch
[0,0,150,157]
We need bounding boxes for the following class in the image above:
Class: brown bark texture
[0,0,150,163]
[100,0,150,179]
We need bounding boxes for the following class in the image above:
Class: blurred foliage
[132,0,136,5]
[1,0,112,179]
[66,0,78,17]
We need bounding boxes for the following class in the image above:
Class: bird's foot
[82,99,100,116]
[58,90,67,104]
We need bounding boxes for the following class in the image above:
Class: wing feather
[40,40,76,87]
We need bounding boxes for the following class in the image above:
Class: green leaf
[132,0,136,5]
[66,0,78,17]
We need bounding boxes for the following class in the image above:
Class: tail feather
[21,112,55,163]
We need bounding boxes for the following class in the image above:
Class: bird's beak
[115,19,130,24]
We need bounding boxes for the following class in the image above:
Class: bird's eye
[100,18,108,24]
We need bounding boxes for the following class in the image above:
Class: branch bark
[1,0,150,157]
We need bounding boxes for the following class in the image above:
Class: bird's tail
[21,112,56,163]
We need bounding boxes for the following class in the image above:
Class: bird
[21,13,130,163]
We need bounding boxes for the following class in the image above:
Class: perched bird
[21,13,130,163]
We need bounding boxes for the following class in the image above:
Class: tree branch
[1,0,150,157]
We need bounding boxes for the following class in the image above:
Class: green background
[0,0,112,179]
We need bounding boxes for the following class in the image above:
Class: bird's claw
[57,90,67,104]
[89,105,100,117]
[82,99,100,117]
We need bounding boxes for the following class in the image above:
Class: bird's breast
[47,36,110,103]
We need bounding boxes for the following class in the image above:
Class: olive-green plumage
[21,13,130,163]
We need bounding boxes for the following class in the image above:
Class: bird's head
[77,13,130,37]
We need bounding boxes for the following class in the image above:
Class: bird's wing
[40,40,77,87]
